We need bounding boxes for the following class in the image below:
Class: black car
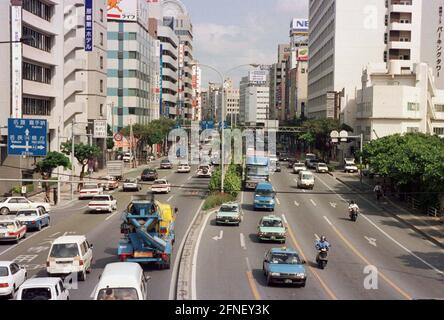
[160,159,173,169]
[275,162,281,172]
[141,168,158,181]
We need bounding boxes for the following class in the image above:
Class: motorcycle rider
[374,183,384,200]
[348,201,360,214]
[315,236,331,251]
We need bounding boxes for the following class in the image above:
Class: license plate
[285,279,292,284]
[134,252,153,258]
[225,220,229,223]
[271,236,275,240]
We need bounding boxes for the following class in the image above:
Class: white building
[239,75,270,126]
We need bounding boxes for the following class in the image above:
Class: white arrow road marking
[50,232,61,237]
[167,195,174,202]
[310,199,317,207]
[294,201,300,207]
[276,198,281,205]
[365,236,377,247]
[281,214,288,224]
[330,202,337,208]
[212,230,224,241]
[323,216,333,226]
[240,233,246,249]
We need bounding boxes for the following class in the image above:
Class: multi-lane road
[1,160,443,300]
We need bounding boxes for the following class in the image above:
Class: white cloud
[274,0,309,16]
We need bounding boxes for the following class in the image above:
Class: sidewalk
[328,170,444,248]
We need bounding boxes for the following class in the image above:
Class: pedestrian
[374,183,383,201]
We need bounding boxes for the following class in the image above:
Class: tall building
[107,0,160,134]
[239,72,270,126]
[224,79,240,127]
[269,44,290,121]
[200,89,210,120]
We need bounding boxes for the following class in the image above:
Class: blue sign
[8,118,47,157]
[200,121,215,130]
[85,0,93,52]
[218,121,228,129]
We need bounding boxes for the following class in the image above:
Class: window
[100,56,104,69]
[23,62,52,84]
[100,32,104,46]
[434,127,444,135]
[23,0,53,21]
[10,263,19,275]
[100,80,104,93]
[100,9,104,22]
[407,102,420,111]
[23,97,51,116]
[128,32,137,40]
[435,104,444,112]
[406,127,419,133]
[23,26,52,52]
[100,104,104,117]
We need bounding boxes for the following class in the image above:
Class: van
[16,278,69,300]
[254,182,276,211]
[46,235,93,281]
[93,262,149,300]
[298,171,315,190]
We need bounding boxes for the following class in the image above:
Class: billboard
[291,18,309,35]
[297,47,309,61]
[249,70,267,83]
[107,0,149,28]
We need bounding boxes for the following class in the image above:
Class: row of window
[23,0,53,22]
[23,97,51,116]
[23,26,52,52]
[23,62,51,84]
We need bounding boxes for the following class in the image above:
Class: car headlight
[296,273,306,278]
[270,272,280,277]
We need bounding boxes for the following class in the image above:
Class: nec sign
[291,19,309,32]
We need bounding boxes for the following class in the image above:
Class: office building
[270,44,290,121]
[239,72,270,126]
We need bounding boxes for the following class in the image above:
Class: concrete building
[269,44,290,121]
[224,79,240,127]
[239,74,270,126]
[200,89,210,120]
[107,0,160,134]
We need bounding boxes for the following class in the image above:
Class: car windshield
[262,219,283,228]
[154,180,167,185]
[270,252,301,264]
[0,267,9,276]
[126,179,136,183]
[21,287,52,300]
[318,163,327,167]
[17,211,38,217]
[144,170,155,174]
[161,160,170,164]
[220,205,238,212]
[49,243,79,258]
[302,174,313,180]
[294,164,305,167]
[97,288,139,300]
[256,189,274,197]
[92,196,110,202]
[83,184,98,189]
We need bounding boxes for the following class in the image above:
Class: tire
[37,222,42,231]
[0,207,10,215]
[47,218,51,227]
[301,281,306,288]
[78,270,87,281]
[266,275,273,286]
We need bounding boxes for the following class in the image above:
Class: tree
[35,152,71,200]
[60,141,101,181]
[106,125,114,150]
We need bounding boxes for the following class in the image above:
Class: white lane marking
[302,189,306,193]
[212,230,224,241]
[316,174,444,276]
[187,176,192,181]
[310,199,317,207]
[294,201,300,207]
[167,195,174,202]
[240,233,246,250]
[315,234,320,241]
[323,216,333,226]
[168,199,205,300]
[276,198,281,205]
[330,202,337,208]
[365,236,378,247]
[105,209,120,221]
[49,232,61,237]
[191,209,213,300]
[281,214,288,224]
[241,191,244,204]
[294,179,298,184]
[90,284,99,299]
[0,227,51,257]
[179,184,185,190]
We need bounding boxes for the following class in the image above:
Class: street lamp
[0,35,35,45]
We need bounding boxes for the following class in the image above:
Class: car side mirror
[175,208,178,214]
[301,259,306,264]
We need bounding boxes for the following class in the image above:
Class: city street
[196,166,444,300]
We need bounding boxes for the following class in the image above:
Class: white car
[15,208,50,231]
[293,163,307,174]
[122,179,141,192]
[46,235,93,281]
[197,165,212,178]
[0,197,51,215]
[0,261,27,299]
[316,163,329,173]
[177,163,191,173]
[344,158,358,173]
[122,153,134,163]
[15,278,69,300]
[78,183,103,200]
[151,179,171,194]
[0,218,27,243]
[88,195,117,213]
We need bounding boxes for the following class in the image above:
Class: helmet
[350,201,355,205]
[320,236,327,242]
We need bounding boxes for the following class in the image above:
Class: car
[316,163,329,173]
[257,215,287,243]
[93,262,150,300]
[197,165,212,177]
[0,197,51,216]
[0,261,27,299]
[122,153,134,163]
[0,218,26,243]
[344,158,358,173]
[177,163,191,173]
[306,159,320,169]
[287,158,297,168]
[123,179,141,192]
[275,161,281,172]
[151,179,171,194]
[46,235,93,281]
[15,278,69,300]
[160,159,173,169]
[262,247,307,287]
[254,182,276,211]
[98,176,119,191]
[140,168,158,181]
[88,195,117,213]
[297,171,315,189]
[278,152,289,162]
[15,208,50,231]
[293,162,307,174]
[78,183,103,200]
[215,202,243,226]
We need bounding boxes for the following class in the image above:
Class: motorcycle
[349,208,359,222]
[316,248,329,269]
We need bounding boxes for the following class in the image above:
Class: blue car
[263,247,307,287]
[254,182,276,211]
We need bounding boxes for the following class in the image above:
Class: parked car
[177,163,191,173]
[0,197,51,215]
[151,179,171,194]
[140,168,158,182]
[93,262,150,300]
[316,163,329,173]
[293,163,307,174]
[16,278,69,300]
[0,218,27,243]
[15,208,50,231]
[99,176,119,191]
[0,261,27,299]
[215,202,243,226]
[160,159,173,169]
[257,215,287,243]
[88,195,117,213]
[46,235,93,281]
[344,158,358,173]
[263,247,307,287]
[122,153,134,163]
[122,179,141,192]
[78,183,103,200]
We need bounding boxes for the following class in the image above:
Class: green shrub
[203,193,236,211]
[224,165,242,197]
[208,168,222,192]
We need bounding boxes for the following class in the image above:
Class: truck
[118,195,177,269]
[107,160,124,180]
[243,150,270,190]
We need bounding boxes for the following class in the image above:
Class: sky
[182,0,309,88]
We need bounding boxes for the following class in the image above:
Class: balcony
[64,81,85,101]
[389,21,412,31]
[23,45,55,67]
[390,4,413,13]
[388,40,411,50]
[64,59,85,79]
[23,80,57,98]
[23,10,58,35]
[64,102,86,123]
[162,80,178,92]
[64,37,84,57]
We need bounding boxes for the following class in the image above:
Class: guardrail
[405,195,441,217]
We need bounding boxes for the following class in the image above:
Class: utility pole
[71,119,75,200]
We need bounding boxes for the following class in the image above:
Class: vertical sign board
[326,92,336,119]
[437,6,443,78]
[8,118,47,157]
[11,2,22,119]
[93,120,107,139]
[85,0,93,52]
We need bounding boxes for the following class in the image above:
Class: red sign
[114,132,123,142]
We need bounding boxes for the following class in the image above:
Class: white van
[298,171,315,190]
[93,262,149,300]
[16,278,69,300]
[46,235,93,281]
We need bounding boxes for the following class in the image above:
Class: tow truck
[118,195,177,269]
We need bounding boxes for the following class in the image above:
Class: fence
[405,195,442,217]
